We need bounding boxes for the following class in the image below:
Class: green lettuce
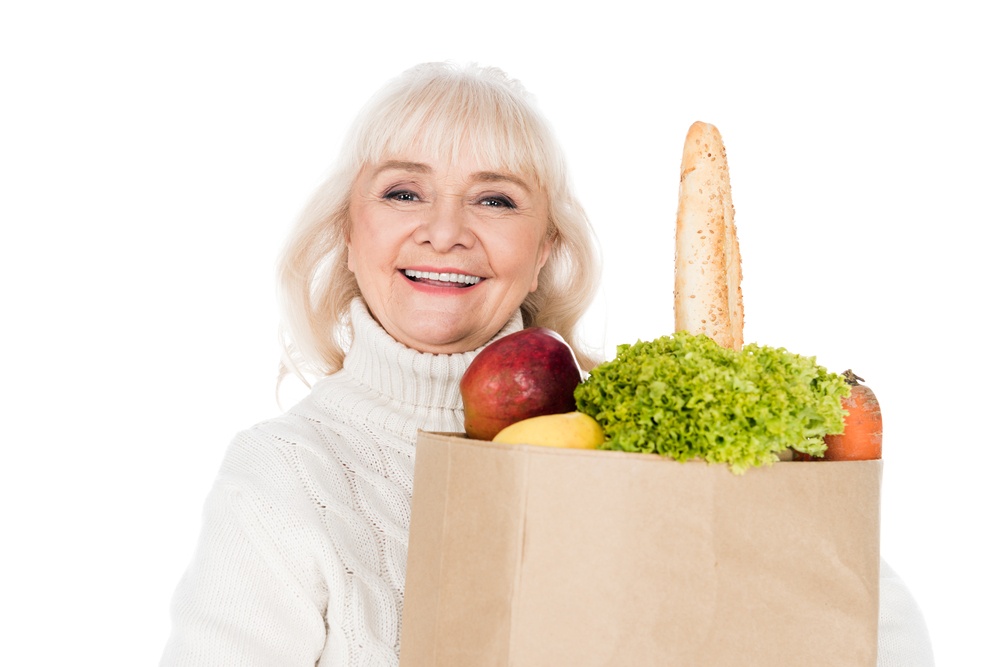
[574,332,849,474]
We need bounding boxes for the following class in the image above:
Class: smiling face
[346,152,553,354]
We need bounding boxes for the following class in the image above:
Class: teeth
[404,270,482,285]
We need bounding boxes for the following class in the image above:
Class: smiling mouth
[403,269,482,287]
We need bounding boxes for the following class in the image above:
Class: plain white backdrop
[2,1,995,664]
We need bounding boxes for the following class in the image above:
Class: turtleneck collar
[340,297,524,410]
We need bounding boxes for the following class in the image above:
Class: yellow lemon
[492,411,605,449]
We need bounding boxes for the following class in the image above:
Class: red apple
[460,327,582,441]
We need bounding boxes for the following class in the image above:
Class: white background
[2,1,995,664]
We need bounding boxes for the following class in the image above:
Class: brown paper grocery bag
[400,432,881,667]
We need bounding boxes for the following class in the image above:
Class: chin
[398,318,485,354]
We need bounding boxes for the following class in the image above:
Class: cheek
[347,210,393,274]
[491,227,550,283]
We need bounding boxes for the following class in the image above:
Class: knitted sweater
[162,298,933,666]
[162,299,524,665]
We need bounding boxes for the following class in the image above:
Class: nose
[415,197,475,252]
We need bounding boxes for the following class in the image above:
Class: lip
[399,266,485,292]
[403,265,483,277]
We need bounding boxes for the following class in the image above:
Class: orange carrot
[822,370,882,461]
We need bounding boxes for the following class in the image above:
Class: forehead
[364,155,535,190]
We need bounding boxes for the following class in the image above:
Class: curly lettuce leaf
[574,332,849,474]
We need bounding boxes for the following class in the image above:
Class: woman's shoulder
[200,405,350,548]
[215,375,380,494]
[220,388,337,479]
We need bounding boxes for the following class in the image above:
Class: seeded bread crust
[674,121,744,350]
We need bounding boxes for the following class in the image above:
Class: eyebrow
[370,161,530,190]
[371,160,431,177]
[471,171,530,190]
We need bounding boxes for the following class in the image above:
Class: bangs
[345,65,561,190]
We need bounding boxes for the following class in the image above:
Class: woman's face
[347,151,552,354]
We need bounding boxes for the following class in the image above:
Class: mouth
[403,269,483,287]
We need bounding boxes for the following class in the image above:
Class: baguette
[674,121,744,350]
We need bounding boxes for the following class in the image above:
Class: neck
[342,298,523,411]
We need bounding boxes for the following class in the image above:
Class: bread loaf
[674,121,744,350]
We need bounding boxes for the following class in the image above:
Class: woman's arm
[160,480,328,666]
[878,558,934,667]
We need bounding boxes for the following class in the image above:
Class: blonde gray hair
[278,62,601,382]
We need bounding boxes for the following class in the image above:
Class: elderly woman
[162,63,933,666]
[161,63,600,665]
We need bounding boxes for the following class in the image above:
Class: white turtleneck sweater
[161,299,933,666]
[161,299,524,666]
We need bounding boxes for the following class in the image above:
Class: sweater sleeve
[877,558,935,667]
[160,479,329,667]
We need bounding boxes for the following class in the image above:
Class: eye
[479,195,516,208]
[384,189,420,202]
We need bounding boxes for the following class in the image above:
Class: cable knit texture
[162,298,933,666]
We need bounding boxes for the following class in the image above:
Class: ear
[529,236,554,293]
[345,219,356,273]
